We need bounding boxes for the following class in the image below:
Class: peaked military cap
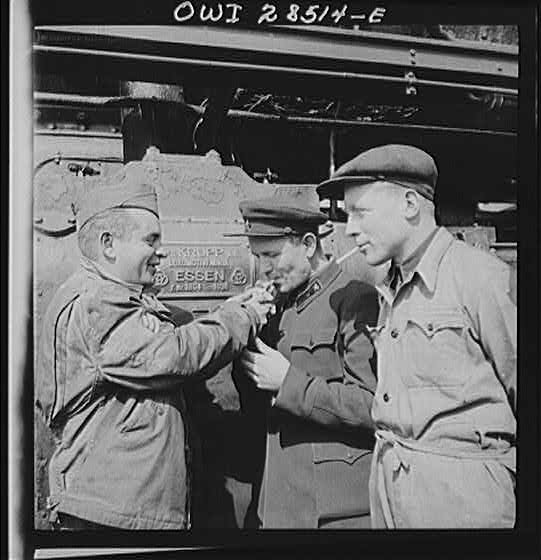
[316,144,438,201]
[227,188,330,237]
[75,161,159,229]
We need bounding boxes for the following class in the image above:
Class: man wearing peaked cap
[231,189,379,529]
[36,161,274,530]
[317,144,516,528]
[236,195,330,238]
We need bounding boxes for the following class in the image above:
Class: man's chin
[142,276,157,288]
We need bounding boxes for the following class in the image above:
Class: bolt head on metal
[406,85,417,96]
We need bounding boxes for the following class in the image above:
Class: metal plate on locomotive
[155,241,252,298]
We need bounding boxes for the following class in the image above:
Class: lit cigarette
[255,280,278,299]
[336,247,359,265]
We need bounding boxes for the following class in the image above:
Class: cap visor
[222,232,289,238]
[316,176,379,200]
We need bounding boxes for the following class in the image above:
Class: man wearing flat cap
[231,189,378,528]
[317,144,516,528]
[35,162,274,530]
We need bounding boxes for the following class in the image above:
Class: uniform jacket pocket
[291,327,337,352]
[312,441,372,520]
[313,441,371,465]
[290,327,341,381]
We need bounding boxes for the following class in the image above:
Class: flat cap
[316,144,438,201]
[75,161,159,229]
[227,190,329,237]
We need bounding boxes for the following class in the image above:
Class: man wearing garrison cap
[231,189,378,528]
[36,162,274,530]
[317,144,516,528]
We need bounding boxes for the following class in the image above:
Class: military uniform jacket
[36,258,260,530]
[258,259,378,528]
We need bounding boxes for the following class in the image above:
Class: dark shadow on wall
[168,303,266,529]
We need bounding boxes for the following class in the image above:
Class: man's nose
[260,258,273,275]
[155,246,168,259]
[345,216,359,237]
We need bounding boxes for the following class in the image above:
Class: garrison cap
[316,144,438,201]
[75,161,159,229]
[228,189,330,238]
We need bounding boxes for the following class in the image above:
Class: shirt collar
[400,227,440,280]
[377,227,454,300]
[295,258,340,312]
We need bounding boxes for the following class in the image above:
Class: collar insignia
[295,280,322,309]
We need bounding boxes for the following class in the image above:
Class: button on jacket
[36,258,260,530]
[258,259,378,528]
[369,227,516,528]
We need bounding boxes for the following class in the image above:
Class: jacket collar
[295,258,341,312]
[80,257,145,297]
[80,258,172,314]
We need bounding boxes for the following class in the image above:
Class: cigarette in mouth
[336,247,359,265]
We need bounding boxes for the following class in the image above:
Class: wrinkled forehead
[247,235,290,255]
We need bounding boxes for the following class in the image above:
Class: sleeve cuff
[273,365,318,417]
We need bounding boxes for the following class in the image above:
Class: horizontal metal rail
[288,26,518,56]
[34,128,122,139]
[491,242,518,249]
[33,42,518,98]
[34,92,517,137]
[35,25,518,79]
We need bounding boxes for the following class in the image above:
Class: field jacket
[36,258,260,529]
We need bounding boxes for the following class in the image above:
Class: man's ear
[404,189,422,220]
[100,231,115,261]
[302,232,318,258]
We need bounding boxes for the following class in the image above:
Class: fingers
[228,286,273,305]
[254,337,272,353]
[244,301,273,326]
[141,311,160,333]
[255,280,278,298]
[239,356,259,384]
[249,291,275,304]
[240,349,261,367]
